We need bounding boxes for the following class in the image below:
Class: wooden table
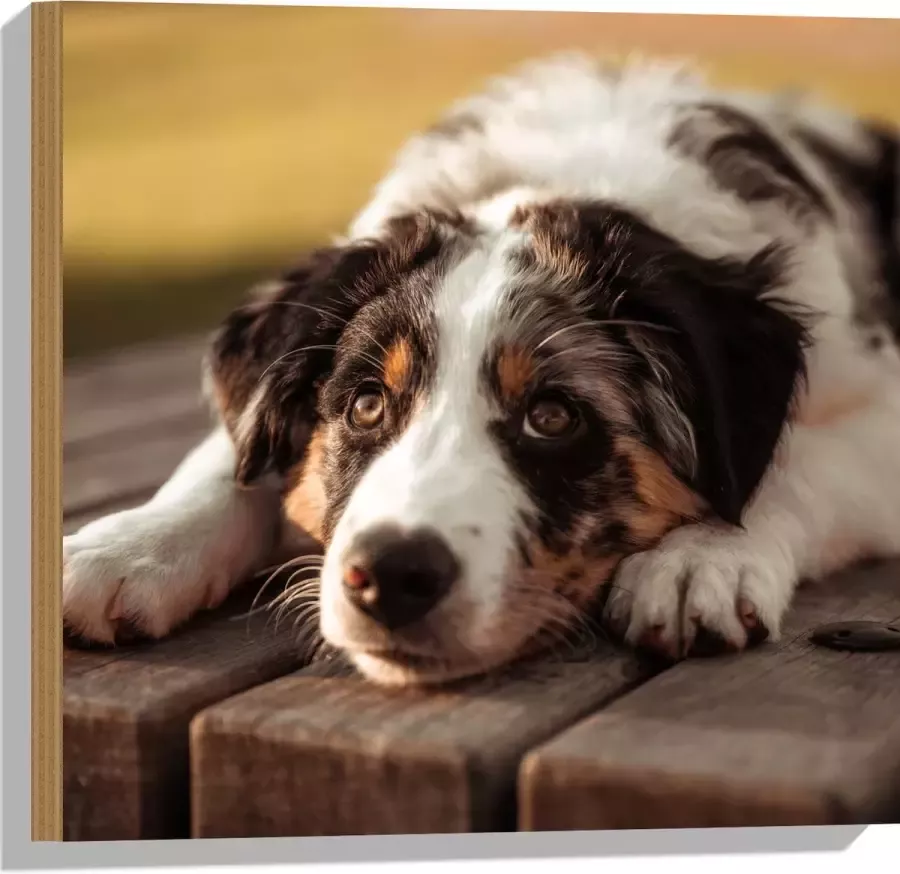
[63,336,900,841]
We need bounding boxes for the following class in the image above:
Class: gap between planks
[189,644,661,838]
[519,560,900,830]
[63,581,315,841]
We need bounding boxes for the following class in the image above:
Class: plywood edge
[32,0,64,843]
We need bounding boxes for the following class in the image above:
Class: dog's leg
[605,385,900,659]
[63,426,285,643]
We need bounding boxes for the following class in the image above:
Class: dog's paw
[603,524,795,661]
[63,507,234,645]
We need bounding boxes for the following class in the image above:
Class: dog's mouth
[331,598,600,686]
[345,643,502,686]
[356,646,447,670]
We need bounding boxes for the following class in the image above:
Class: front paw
[603,524,795,661]
[63,507,234,645]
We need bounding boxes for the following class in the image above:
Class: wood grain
[63,412,211,517]
[63,335,208,446]
[520,561,900,831]
[189,644,660,838]
[59,316,319,840]
[62,334,213,520]
[32,0,63,842]
[63,584,313,841]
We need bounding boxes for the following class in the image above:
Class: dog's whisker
[269,575,321,610]
[290,608,321,635]
[251,554,324,580]
[264,302,391,365]
[232,555,324,623]
[533,321,596,352]
[265,300,349,324]
[273,589,320,624]
[533,318,679,360]
[274,592,320,627]
[259,344,383,383]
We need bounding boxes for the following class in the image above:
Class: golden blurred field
[63,3,900,359]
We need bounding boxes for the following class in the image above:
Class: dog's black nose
[341,525,460,630]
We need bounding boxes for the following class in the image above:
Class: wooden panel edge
[32,0,63,843]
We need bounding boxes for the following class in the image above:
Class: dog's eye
[523,394,579,440]
[349,389,385,430]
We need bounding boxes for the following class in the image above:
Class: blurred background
[63,2,900,361]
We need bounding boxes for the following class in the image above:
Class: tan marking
[620,438,705,519]
[383,337,413,394]
[626,507,684,547]
[496,345,535,403]
[509,202,588,284]
[520,537,623,610]
[615,438,706,548]
[282,426,328,544]
[532,233,587,284]
[561,554,624,608]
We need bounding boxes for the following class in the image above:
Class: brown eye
[350,389,385,430]
[523,395,578,440]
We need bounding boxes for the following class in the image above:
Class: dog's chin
[344,646,521,688]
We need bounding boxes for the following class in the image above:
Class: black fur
[207,243,386,484]
[207,213,458,487]
[798,122,900,332]
[515,201,810,526]
[670,103,831,220]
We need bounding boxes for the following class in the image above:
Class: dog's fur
[64,54,900,686]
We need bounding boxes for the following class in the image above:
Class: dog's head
[207,199,807,686]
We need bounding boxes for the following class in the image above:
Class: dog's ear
[617,244,809,525]
[205,244,377,486]
[529,200,810,525]
[206,212,464,485]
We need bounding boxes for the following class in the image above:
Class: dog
[63,53,900,687]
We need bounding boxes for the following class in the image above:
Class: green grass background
[63,3,900,360]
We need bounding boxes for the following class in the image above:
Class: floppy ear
[543,200,811,525]
[205,211,463,486]
[620,246,809,524]
[205,243,382,485]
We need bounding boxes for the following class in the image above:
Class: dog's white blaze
[320,239,531,650]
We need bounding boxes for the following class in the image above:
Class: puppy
[63,54,900,686]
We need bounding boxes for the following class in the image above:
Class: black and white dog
[63,54,900,686]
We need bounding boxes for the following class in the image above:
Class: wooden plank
[63,334,208,450]
[63,334,207,419]
[63,335,324,841]
[63,580,316,842]
[189,643,661,838]
[519,560,900,831]
[64,385,206,450]
[63,414,210,518]
[63,333,212,521]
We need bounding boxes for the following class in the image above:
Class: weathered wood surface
[63,336,211,526]
[63,594,309,841]
[190,645,659,838]
[519,562,900,831]
[63,336,312,841]
[63,335,900,841]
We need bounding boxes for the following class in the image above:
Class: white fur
[606,375,900,653]
[320,240,535,674]
[63,427,282,642]
[64,53,900,682]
